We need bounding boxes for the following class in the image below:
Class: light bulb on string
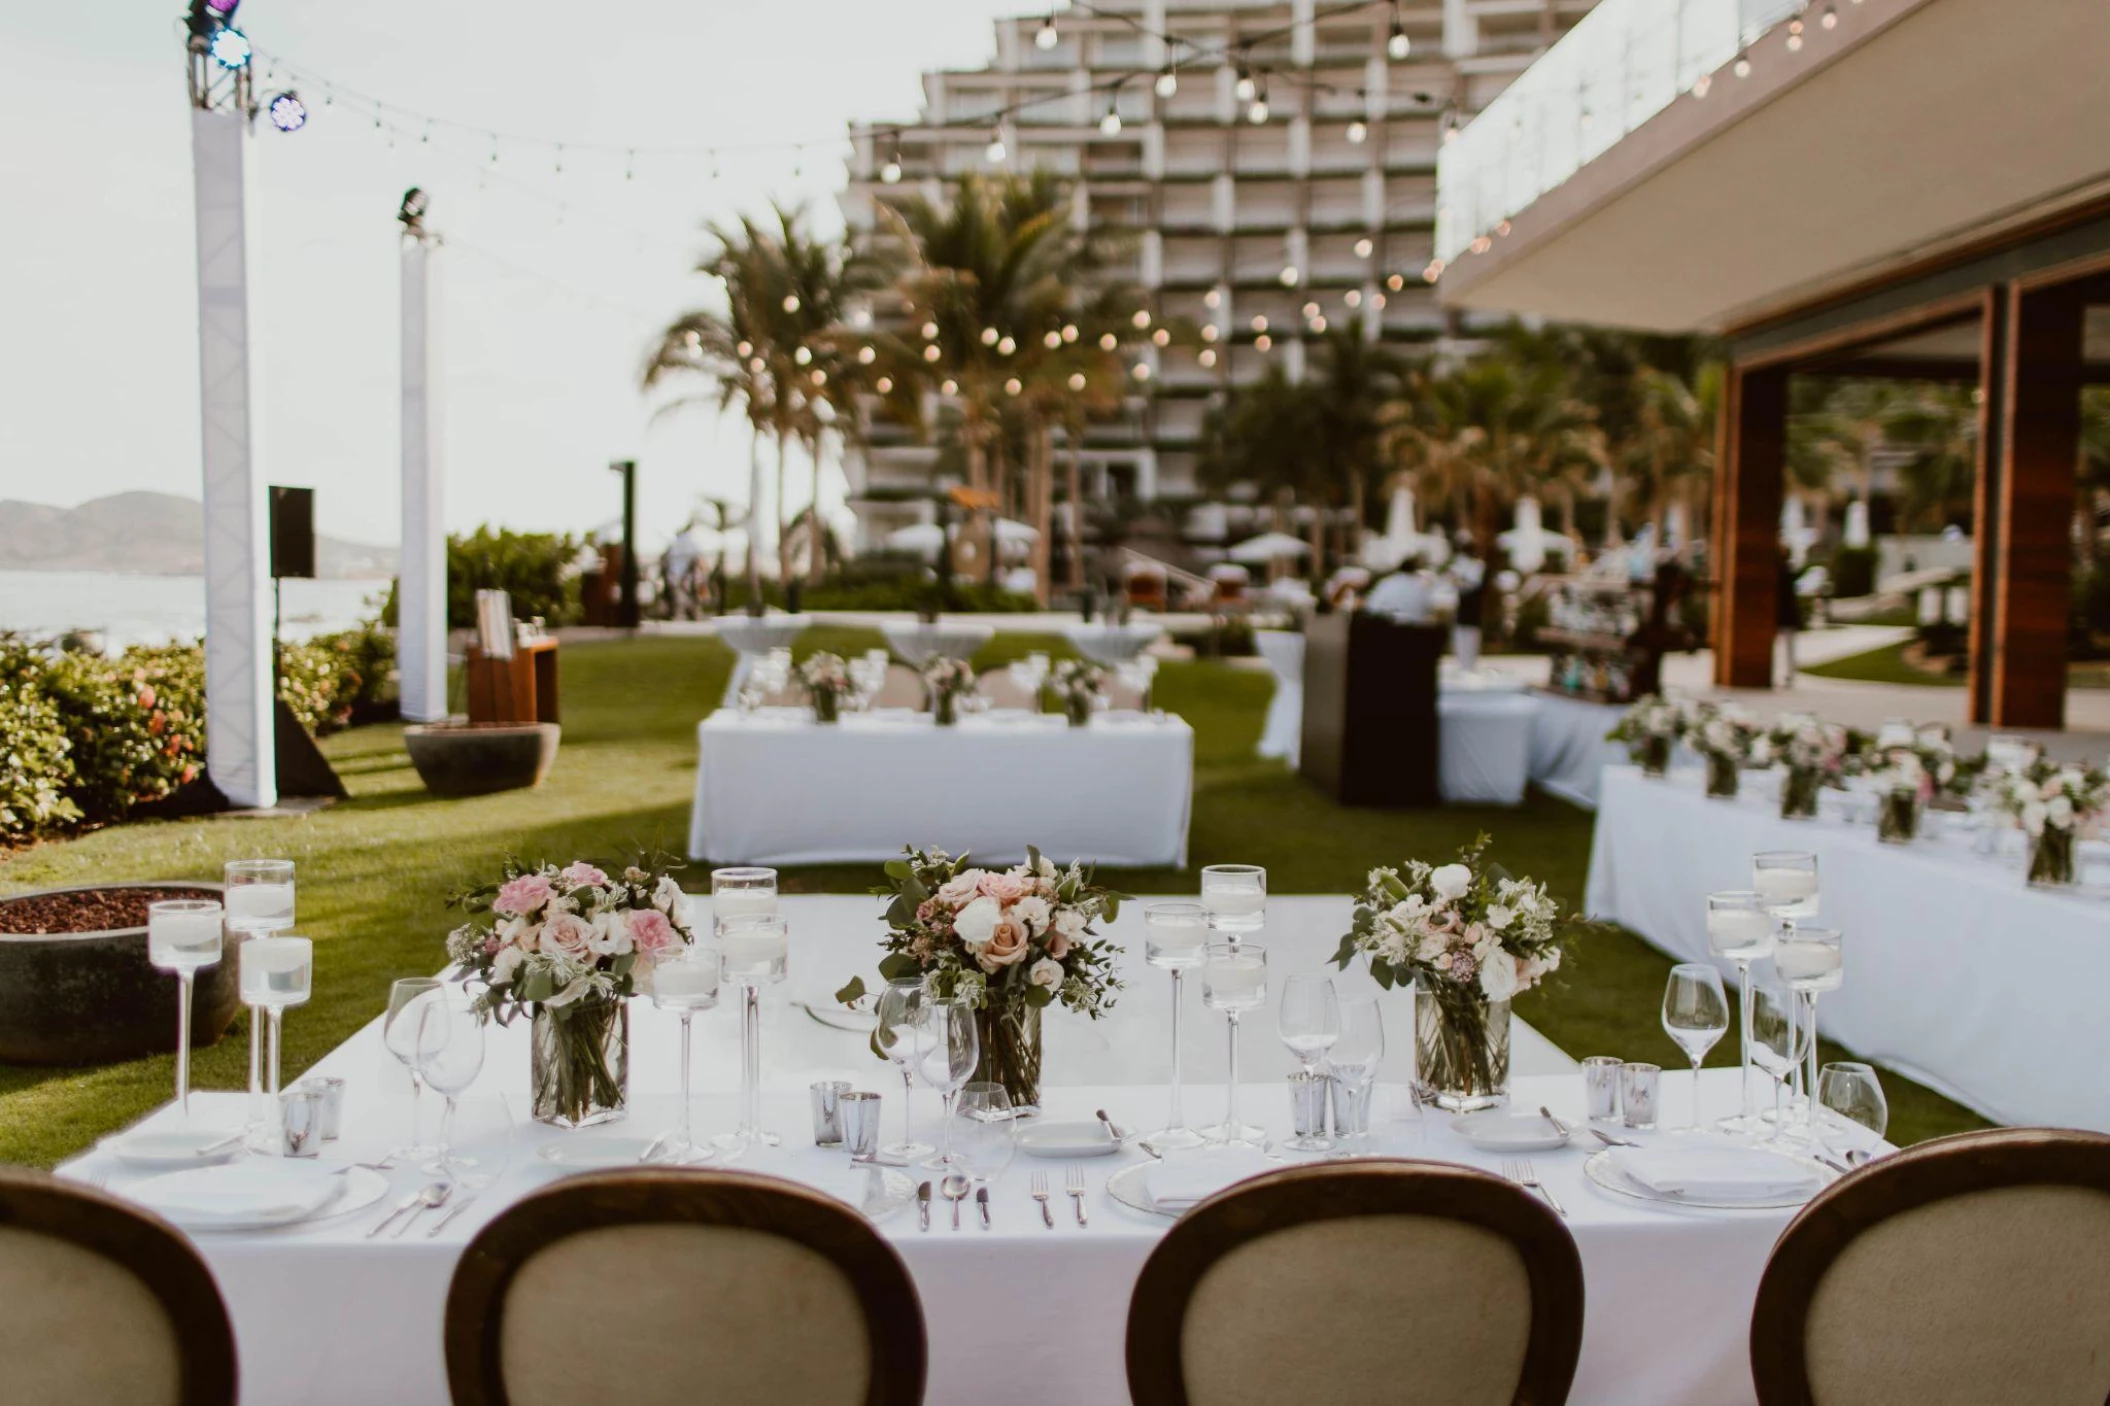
[737,340,753,357]
[1155,68,1178,98]
[1251,315,1269,332]
[1820,3,1838,25]
[922,322,939,339]
[1302,301,1320,318]
[1733,51,1752,77]
[810,369,827,387]
[1100,102,1122,136]
[1203,289,1221,309]
[1311,315,1327,332]
[1045,331,1063,349]
[1151,328,1169,346]
[1347,119,1367,144]
[941,379,958,395]
[795,346,813,365]
[1386,272,1404,290]
[998,336,1016,355]
[1068,372,1086,391]
[881,151,903,183]
[1354,237,1374,258]
[1234,67,1257,103]
[1371,292,1386,308]
[1201,324,1219,342]
[1387,19,1410,59]
[1132,309,1151,329]
[1198,349,1216,368]
[1693,72,1713,98]
[924,345,942,362]
[1255,334,1272,352]
[1005,378,1022,395]
[783,294,801,313]
[1249,97,1269,124]
[876,376,894,394]
[981,326,999,346]
[1061,324,1078,342]
[1035,14,1058,50]
[1279,265,1298,286]
[1344,288,1363,307]
[858,345,876,365]
[986,130,1007,163]
[1099,332,1118,350]
[1131,363,1151,382]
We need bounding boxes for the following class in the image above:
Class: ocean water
[0,571,389,649]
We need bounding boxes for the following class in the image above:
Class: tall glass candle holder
[1773,926,1844,1139]
[649,944,721,1164]
[1141,903,1209,1152]
[239,936,313,1148]
[225,860,295,1134]
[1752,851,1819,1113]
[1200,865,1266,938]
[147,900,223,1124]
[714,914,788,1152]
[1201,941,1268,1149]
[1706,889,1775,1134]
[710,867,779,926]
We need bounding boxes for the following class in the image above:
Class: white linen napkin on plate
[1610,1144,1821,1202]
[1145,1147,1279,1210]
[126,1161,343,1229]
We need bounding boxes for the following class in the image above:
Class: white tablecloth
[1586,765,2110,1131]
[62,895,1813,1406]
[688,710,1194,867]
[1063,620,1166,665]
[1253,629,1304,767]
[711,614,810,708]
[879,620,996,665]
[1438,689,1538,805]
[1528,691,1628,809]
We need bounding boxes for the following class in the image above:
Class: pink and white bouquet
[1606,694,1681,774]
[797,652,854,723]
[1993,759,2109,886]
[1050,659,1106,726]
[1688,702,1758,798]
[1335,837,1578,1005]
[921,657,978,726]
[1756,712,1852,818]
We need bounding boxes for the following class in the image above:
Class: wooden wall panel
[1712,365,1788,689]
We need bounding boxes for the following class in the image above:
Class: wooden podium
[465,638,561,725]
[1298,612,1443,807]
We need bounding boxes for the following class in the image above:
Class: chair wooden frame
[444,1169,926,1406]
[0,1167,237,1405]
[1750,1127,2110,1406]
[1125,1159,1585,1406]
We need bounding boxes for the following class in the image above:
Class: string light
[1044,330,1064,348]
[1820,3,1838,26]
[795,346,813,365]
[875,376,894,394]
[737,340,753,357]
[1035,13,1059,50]
[1151,328,1170,346]
[880,152,903,183]
[810,369,827,386]
[1423,260,1443,282]
[980,326,1000,346]
[1198,348,1217,368]
[921,322,939,339]
[1061,324,1078,342]
[1068,372,1087,390]
[1344,289,1362,307]
[1255,334,1272,351]
[985,130,1007,163]
[1155,67,1178,98]
[1234,66,1258,103]
[1201,324,1218,342]
[1311,314,1328,331]
[1693,72,1713,98]
[858,345,877,364]
[998,335,1016,355]
[924,345,942,362]
[1132,309,1151,328]
[1250,315,1269,332]
[1302,301,1320,318]
[1353,237,1374,258]
[783,294,801,312]
[1278,265,1299,285]
[1099,332,1119,350]
[1785,17,1804,50]
[1386,6,1410,60]
[1131,363,1151,381]
[1100,101,1123,135]
[1733,51,1752,77]
[1371,291,1386,308]
[1202,289,1221,309]
[941,378,959,394]
[1248,94,1269,124]
[1006,377,1023,395]
[1346,119,1367,144]
[1386,273,1405,290]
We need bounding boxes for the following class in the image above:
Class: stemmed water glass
[648,944,721,1164]
[1661,964,1729,1132]
[420,994,486,1174]
[428,1095,514,1220]
[952,1082,1016,1189]
[917,992,980,1170]
[714,914,788,1153]
[1816,1061,1888,1156]
[384,978,448,1161]
[1326,996,1385,1155]
[1201,864,1266,938]
[147,899,223,1125]
[1774,926,1844,1139]
[1141,902,1209,1152]
[1749,983,1809,1148]
[1277,975,1340,1152]
[239,935,312,1144]
[225,859,295,1134]
[875,977,935,1160]
[1201,941,1268,1148]
[1707,889,1775,1134]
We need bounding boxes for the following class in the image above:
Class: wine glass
[1201,941,1268,1149]
[714,914,788,1153]
[147,899,223,1126]
[874,977,935,1161]
[917,993,980,1170]
[1748,983,1809,1147]
[1326,996,1385,1155]
[1277,975,1340,1152]
[1201,865,1266,937]
[1661,964,1729,1132]
[419,994,486,1174]
[225,859,295,1134]
[952,1082,1016,1187]
[1707,889,1775,1134]
[1141,902,1209,1153]
[648,944,720,1164]
[1817,1061,1888,1155]
[384,977,448,1161]
[431,1094,514,1209]
[239,935,312,1147]
[1774,926,1844,1138]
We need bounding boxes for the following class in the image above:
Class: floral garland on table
[1753,714,1853,819]
[796,652,853,723]
[1050,659,1106,727]
[1605,694,1681,774]
[1689,703,1759,799]
[921,657,978,726]
[1994,760,2110,886]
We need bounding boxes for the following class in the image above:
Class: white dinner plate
[1106,1161,1178,1218]
[535,1136,667,1171]
[829,1166,919,1223]
[1583,1148,1833,1211]
[1017,1121,1121,1159]
[126,1163,389,1232]
[1450,1113,1571,1153]
[103,1128,247,1170]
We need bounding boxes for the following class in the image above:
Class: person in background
[1448,534,1488,671]
[1776,544,1801,684]
[663,525,703,621]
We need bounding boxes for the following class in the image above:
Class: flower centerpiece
[1760,713,1851,820]
[1049,659,1106,727]
[1332,838,1592,1112]
[1606,694,1681,776]
[447,852,697,1127]
[1690,703,1758,799]
[921,657,978,727]
[836,847,1125,1109]
[1994,760,2110,887]
[796,652,853,724]
[1864,747,1934,843]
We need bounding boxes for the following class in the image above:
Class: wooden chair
[1750,1127,2110,1406]
[0,1167,237,1406]
[446,1169,925,1406]
[1126,1160,1583,1406]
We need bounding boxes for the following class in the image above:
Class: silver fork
[1065,1165,1088,1227]
[1506,1159,1566,1218]
[1030,1170,1054,1229]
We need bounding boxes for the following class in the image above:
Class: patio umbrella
[1228,531,1310,564]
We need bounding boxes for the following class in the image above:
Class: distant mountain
[0,492,396,578]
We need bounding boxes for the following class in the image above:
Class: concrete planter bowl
[403,722,561,797]
[0,881,243,1065]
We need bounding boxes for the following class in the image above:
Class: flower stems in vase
[2028,825,2077,887]
[1781,766,1823,820]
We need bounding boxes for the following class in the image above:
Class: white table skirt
[1585,766,2110,1131]
[879,620,996,665]
[1064,620,1166,665]
[1528,691,1628,810]
[60,894,1802,1406]
[1253,629,1304,767]
[688,710,1194,868]
[1438,690,1537,805]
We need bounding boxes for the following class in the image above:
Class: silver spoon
[941,1172,970,1230]
[392,1181,453,1238]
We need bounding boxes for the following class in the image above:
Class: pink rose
[936,871,986,906]
[538,912,595,963]
[1046,932,1072,959]
[977,917,1031,972]
[628,908,679,962]
[494,873,554,917]
[561,862,610,889]
[978,873,1028,903]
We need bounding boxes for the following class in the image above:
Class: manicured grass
[0,633,1986,1167]
[1803,641,1964,687]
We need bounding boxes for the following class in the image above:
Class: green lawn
[1804,641,1964,687]
[0,632,1986,1167]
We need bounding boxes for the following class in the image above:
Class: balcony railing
[1434,0,1801,265]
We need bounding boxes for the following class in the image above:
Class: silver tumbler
[277,1088,326,1158]
[840,1092,884,1159]
[810,1081,852,1146]
[294,1076,346,1141]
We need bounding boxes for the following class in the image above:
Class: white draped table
[710,614,809,709]
[63,897,1815,1406]
[1252,629,1303,767]
[1586,765,2110,1131]
[687,710,1194,867]
[1527,690,1628,809]
[1063,620,1166,666]
[879,619,996,665]
[1438,676,1537,805]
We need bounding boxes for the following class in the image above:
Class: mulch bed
[0,886,221,935]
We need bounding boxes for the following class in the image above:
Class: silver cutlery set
[916,1167,1089,1232]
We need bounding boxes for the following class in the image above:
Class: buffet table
[1527,690,1628,809]
[63,896,1819,1406]
[1586,765,2110,1131]
[688,709,1194,867]
[1437,678,1536,805]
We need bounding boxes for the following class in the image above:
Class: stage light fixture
[208,25,251,70]
[267,91,307,132]
[397,187,430,232]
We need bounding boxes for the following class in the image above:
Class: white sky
[0,0,1024,552]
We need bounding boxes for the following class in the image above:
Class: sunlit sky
[0,0,1027,553]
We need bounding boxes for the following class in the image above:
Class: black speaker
[270,486,316,580]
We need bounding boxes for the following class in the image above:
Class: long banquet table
[63,898,1823,1405]
[1585,764,2110,1131]
[687,708,1194,867]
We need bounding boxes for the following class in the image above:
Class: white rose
[491,945,527,985]
[1429,864,1473,902]
[588,910,633,957]
[653,875,686,915]
[1478,950,1520,1002]
[1415,928,1451,963]
[1051,907,1086,939]
[1485,904,1514,931]
[953,896,1002,948]
[2022,800,2048,836]
[1387,896,1428,926]
[1011,896,1051,934]
[1027,957,1064,989]
[2047,795,2074,829]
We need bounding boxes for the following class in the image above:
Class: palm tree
[1623,364,1719,560]
[1305,320,1410,560]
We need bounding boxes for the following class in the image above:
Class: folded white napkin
[127,1161,343,1229]
[1145,1147,1279,1210]
[1611,1144,1820,1202]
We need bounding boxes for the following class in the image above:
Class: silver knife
[366,1190,424,1239]
[425,1193,478,1238]
[976,1183,991,1230]
[916,1181,932,1232]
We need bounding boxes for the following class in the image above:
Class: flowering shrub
[0,661,79,838]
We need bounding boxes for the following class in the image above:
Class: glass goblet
[1326,996,1385,1155]
[430,1094,514,1222]
[1277,975,1340,1152]
[874,977,935,1160]
[420,995,486,1174]
[1661,963,1729,1132]
[225,859,295,1132]
[1775,926,1844,1137]
[148,899,223,1124]
[1201,941,1268,1149]
[1141,902,1209,1153]
[1817,1060,1888,1157]
[917,993,981,1171]
[384,977,448,1161]
[1748,982,1809,1149]
[239,935,312,1148]
[952,1081,1017,1189]
[714,914,788,1153]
